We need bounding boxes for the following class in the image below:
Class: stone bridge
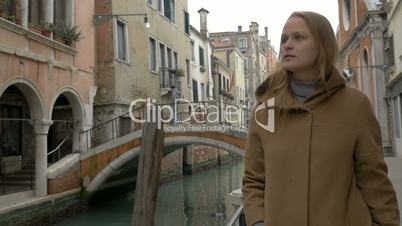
[47,125,247,195]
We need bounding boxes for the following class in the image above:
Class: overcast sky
[188,0,340,53]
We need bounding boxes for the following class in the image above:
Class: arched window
[343,0,351,31]
[363,49,369,91]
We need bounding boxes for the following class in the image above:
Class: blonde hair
[260,11,339,104]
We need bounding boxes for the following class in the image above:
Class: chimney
[265,27,268,39]
[238,26,242,32]
[198,8,210,37]
[249,22,259,34]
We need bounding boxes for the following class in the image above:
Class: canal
[52,158,244,226]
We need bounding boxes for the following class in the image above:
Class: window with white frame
[191,41,195,61]
[160,43,166,69]
[116,20,128,61]
[164,0,176,23]
[244,58,248,73]
[167,47,173,69]
[186,59,191,86]
[184,11,190,35]
[174,52,178,69]
[220,76,224,91]
[199,46,205,67]
[201,83,206,101]
[239,38,247,50]
[149,37,157,72]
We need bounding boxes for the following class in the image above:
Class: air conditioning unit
[200,66,206,72]
[342,68,354,81]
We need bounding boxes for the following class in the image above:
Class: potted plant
[58,23,82,46]
[28,22,41,34]
[5,14,16,23]
[53,32,64,44]
[39,20,55,37]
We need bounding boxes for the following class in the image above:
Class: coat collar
[255,68,346,111]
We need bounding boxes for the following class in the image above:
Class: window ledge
[116,58,131,65]
[0,18,78,56]
[157,11,177,27]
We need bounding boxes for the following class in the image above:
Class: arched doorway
[0,83,45,195]
[48,94,74,164]
[0,85,34,167]
[49,89,85,163]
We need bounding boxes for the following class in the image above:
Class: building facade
[213,45,245,107]
[210,22,267,108]
[337,0,392,154]
[385,0,402,158]
[94,0,191,122]
[190,23,213,102]
[0,0,95,196]
[259,27,278,76]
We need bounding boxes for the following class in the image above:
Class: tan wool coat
[242,70,400,226]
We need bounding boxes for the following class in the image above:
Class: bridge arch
[85,146,141,193]
[164,136,244,157]
[83,130,245,193]
[0,78,46,120]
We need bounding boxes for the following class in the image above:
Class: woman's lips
[284,55,295,60]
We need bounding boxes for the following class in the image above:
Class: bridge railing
[82,105,147,149]
[81,101,251,149]
[226,189,246,226]
[226,204,246,226]
[47,134,72,164]
[173,100,251,129]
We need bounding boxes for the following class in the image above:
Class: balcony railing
[159,67,181,91]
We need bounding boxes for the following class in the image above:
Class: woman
[242,11,400,226]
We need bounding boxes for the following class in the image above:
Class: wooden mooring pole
[132,121,164,226]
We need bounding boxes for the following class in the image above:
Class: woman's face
[280,16,319,80]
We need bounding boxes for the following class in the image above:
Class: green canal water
[52,158,244,226]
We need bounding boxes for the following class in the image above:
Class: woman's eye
[295,35,304,40]
[281,37,288,44]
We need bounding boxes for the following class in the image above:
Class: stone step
[3,174,33,181]
[1,180,34,187]
[12,169,34,176]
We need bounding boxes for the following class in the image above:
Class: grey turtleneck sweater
[290,77,317,102]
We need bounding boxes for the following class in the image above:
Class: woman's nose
[283,39,293,49]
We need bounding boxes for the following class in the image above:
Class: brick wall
[161,149,183,182]
[48,163,80,195]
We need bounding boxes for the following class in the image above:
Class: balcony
[160,67,182,96]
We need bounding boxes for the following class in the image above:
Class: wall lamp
[342,65,390,82]
[93,13,150,28]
